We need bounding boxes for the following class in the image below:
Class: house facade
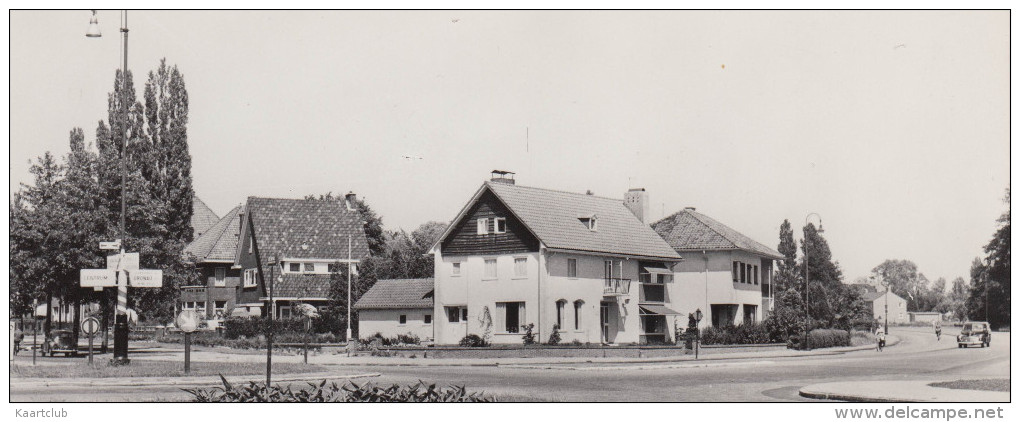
[863,290,908,324]
[431,173,682,345]
[234,194,370,319]
[652,207,783,328]
[353,278,434,341]
[182,205,244,320]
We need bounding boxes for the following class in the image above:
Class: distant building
[182,205,243,320]
[353,278,434,341]
[191,196,221,240]
[652,207,783,328]
[909,311,942,324]
[234,195,370,318]
[862,290,908,324]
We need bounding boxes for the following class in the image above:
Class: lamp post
[86,9,131,364]
[881,277,890,334]
[694,308,703,360]
[803,213,823,350]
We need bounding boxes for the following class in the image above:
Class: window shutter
[495,303,505,333]
[519,302,527,328]
[477,218,488,235]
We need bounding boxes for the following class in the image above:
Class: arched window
[555,299,567,328]
[573,300,585,331]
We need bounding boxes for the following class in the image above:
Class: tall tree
[774,219,798,292]
[144,59,193,243]
[948,277,969,321]
[17,152,65,334]
[968,188,1009,329]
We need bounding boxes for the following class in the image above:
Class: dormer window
[289,263,301,272]
[579,215,598,231]
[494,217,507,234]
[477,218,489,235]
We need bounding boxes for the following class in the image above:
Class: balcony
[603,278,631,296]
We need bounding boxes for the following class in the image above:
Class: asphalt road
[10,326,1009,402]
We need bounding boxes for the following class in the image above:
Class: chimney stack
[490,170,516,185]
[345,191,357,211]
[624,188,650,224]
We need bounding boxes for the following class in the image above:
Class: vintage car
[957,321,991,348]
[41,329,79,357]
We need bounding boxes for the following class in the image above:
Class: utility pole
[346,235,353,342]
[266,255,276,386]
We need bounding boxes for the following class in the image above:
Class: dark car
[957,321,991,348]
[42,330,79,357]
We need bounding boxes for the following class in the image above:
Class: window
[328,263,339,273]
[514,257,528,277]
[497,302,525,333]
[451,262,462,276]
[484,259,497,279]
[184,301,207,314]
[304,263,315,273]
[477,218,489,235]
[446,306,466,323]
[753,265,759,285]
[556,300,566,328]
[494,217,507,234]
[732,262,739,282]
[289,263,301,272]
[579,216,598,231]
[567,258,577,278]
[214,267,226,287]
[214,300,227,316]
[399,315,407,325]
[574,300,583,330]
[248,235,253,254]
[279,306,292,319]
[739,263,746,283]
[244,269,257,288]
[424,314,432,325]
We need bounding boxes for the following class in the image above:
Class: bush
[850,330,876,347]
[184,376,494,402]
[699,322,775,345]
[546,324,561,345]
[802,329,851,349]
[521,323,536,345]
[458,334,488,347]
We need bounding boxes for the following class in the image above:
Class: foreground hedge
[184,376,494,402]
[700,322,779,345]
[794,329,851,349]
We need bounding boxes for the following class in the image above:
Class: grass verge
[929,379,1009,392]
[11,360,325,379]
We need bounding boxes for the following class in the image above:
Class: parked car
[41,329,78,357]
[957,321,991,348]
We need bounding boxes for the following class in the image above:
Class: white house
[651,207,783,328]
[862,290,908,324]
[430,172,683,345]
[353,278,435,341]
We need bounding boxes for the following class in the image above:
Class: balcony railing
[603,278,631,296]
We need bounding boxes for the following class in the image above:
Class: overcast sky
[8,10,1009,283]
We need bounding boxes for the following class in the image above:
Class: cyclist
[934,320,942,342]
[876,327,886,352]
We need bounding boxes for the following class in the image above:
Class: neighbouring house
[234,194,370,319]
[353,278,434,341]
[909,311,942,324]
[430,171,683,345]
[652,207,783,328]
[191,196,221,240]
[182,205,243,321]
[862,290,908,325]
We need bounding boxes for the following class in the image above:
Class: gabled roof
[652,209,783,260]
[244,197,370,262]
[184,206,242,263]
[354,278,434,310]
[861,290,902,303]
[191,196,221,239]
[437,182,681,261]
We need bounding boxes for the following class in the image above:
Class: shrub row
[185,376,494,402]
[699,322,779,345]
[358,332,421,347]
[222,317,343,340]
[800,329,851,349]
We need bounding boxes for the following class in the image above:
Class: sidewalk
[799,379,1010,402]
[11,371,380,390]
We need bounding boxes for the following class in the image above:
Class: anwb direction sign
[80,269,117,287]
[130,269,163,288]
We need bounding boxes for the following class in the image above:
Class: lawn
[929,379,1010,392]
[11,360,326,379]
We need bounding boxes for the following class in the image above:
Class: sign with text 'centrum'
[107,252,140,271]
[129,269,163,288]
[80,269,117,288]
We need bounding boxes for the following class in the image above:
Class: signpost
[81,316,100,365]
[129,269,163,287]
[99,240,121,250]
[694,308,703,360]
[176,310,200,374]
[106,252,139,271]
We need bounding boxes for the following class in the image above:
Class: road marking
[505,360,777,371]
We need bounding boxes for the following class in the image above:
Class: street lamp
[880,277,890,334]
[86,9,131,364]
[803,213,824,350]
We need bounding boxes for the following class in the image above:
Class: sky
[8,10,1010,284]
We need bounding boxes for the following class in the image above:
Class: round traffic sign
[175,310,201,333]
[81,316,101,337]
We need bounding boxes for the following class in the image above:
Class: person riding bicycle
[876,327,886,352]
[934,320,942,341]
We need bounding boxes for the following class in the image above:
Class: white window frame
[567,258,577,278]
[214,300,227,315]
[243,269,257,288]
[214,267,226,287]
[451,262,462,277]
[279,306,292,319]
[496,302,526,334]
[304,263,316,273]
[483,258,498,280]
[288,262,301,273]
[477,218,489,235]
[398,314,407,326]
[494,217,507,234]
[513,257,528,278]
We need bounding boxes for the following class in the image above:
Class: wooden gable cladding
[442,189,540,256]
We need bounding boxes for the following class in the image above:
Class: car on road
[957,321,991,348]
[41,330,79,357]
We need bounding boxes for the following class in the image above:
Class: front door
[600,302,611,343]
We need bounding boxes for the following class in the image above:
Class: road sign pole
[88,334,94,366]
[184,332,191,374]
[112,250,130,365]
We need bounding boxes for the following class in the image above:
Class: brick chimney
[490,170,516,185]
[624,188,650,224]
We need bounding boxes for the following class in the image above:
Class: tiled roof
[246,197,370,262]
[862,291,894,303]
[651,209,783,259]
[191,196,221,239]
[184,206,241,262]
[354,278,434,310]
[270,274,332,298]
[484,182,681,260]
